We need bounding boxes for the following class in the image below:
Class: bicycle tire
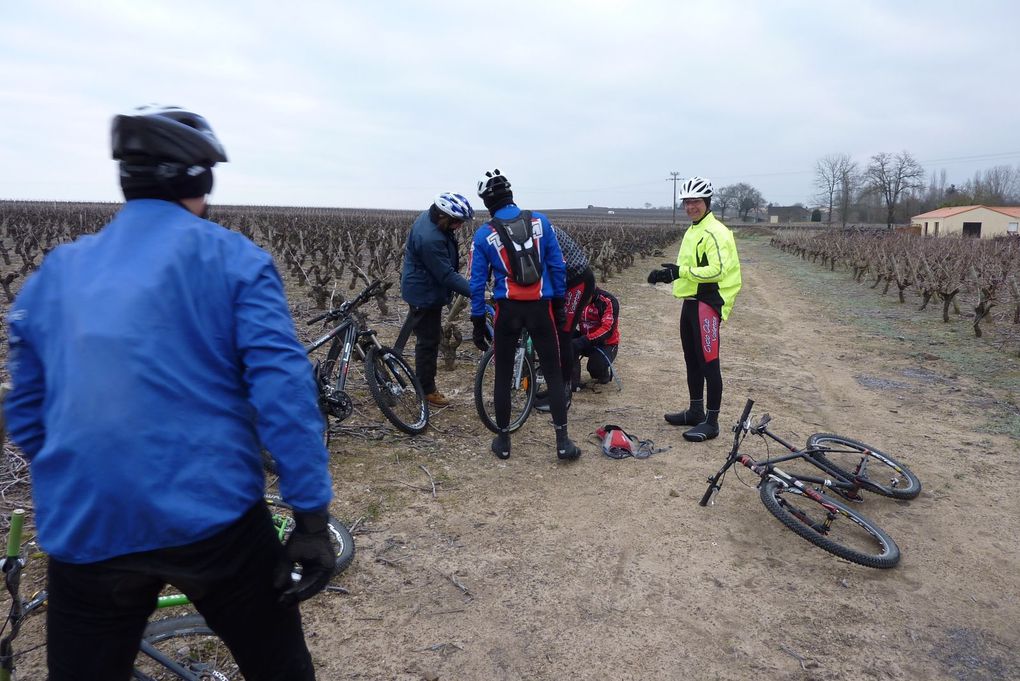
[806,434,921,500]
[473,345,537,434]
[135,614,237,680]
[364,346,429,435]
[263,495,356,575]
[758,478,900,568]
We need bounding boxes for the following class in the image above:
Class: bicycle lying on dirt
[699,398,921,569]
[308,280,428,438]
[0,496,355,680]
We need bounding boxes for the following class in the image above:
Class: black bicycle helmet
[112,105,227,165]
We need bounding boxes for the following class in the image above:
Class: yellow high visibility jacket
[671,211,742,320]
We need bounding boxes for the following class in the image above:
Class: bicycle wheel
[758,478,900,569]
[263,495,356,575]
[364,346,429,435]
[135,614,238,680]
[806,434,921,500]
[473,345,536,434]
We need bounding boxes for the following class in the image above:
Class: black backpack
[490,211,542,285]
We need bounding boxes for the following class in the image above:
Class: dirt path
[296,236,1020,680]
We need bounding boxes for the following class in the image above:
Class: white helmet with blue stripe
[434,192,475,221]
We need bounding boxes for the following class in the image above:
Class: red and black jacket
[578,289,620,346]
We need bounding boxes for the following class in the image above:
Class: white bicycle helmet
[678,176,713,200]
[434,192,475,220]
[477,169,511,199]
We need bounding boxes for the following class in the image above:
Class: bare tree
[836,160,860,228]
[713,185,736,221]
[865,151,926,227]
[814,154,854,225]
[973,165,1017,204]
[720,183,765,221]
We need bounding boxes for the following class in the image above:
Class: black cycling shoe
[491,433,511,460]
[682,421,719,442]
[556,439,581,461]
[664,410,705,427]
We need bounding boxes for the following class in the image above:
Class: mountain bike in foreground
[308,280,428,438]
[0,497,355,680]
[699,399,920,569]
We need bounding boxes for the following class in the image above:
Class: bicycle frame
[306,316,361,396]
[700,399,869,505]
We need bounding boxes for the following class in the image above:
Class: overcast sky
[3,1,1019,210]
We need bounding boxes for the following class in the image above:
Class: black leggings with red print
[679,299,722,412]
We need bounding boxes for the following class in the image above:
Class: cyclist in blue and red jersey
[4,105,333,681]
[468,169,581,462]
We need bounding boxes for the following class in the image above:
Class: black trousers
[395,304,443,394]
[573,343,618,385]
[493,299,568,428]
[679,299,723,412]
[46,501,315,681]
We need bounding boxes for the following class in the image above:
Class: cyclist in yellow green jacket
[648,176,741,441]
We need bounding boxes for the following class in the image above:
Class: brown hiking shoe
[426,391,450,407]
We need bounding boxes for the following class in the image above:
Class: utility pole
[668,171,681,226]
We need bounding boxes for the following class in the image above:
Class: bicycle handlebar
[738,399,754,429]
[306,280,384,326]
[699,399,754,507]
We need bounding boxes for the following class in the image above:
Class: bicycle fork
[763,469,839,535]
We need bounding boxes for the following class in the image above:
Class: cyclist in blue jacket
[396,192,474,407]
[468,169,581,462]
[4,105,332,681]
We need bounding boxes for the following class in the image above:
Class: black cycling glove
[552,298,567,328]
[273,508,334,608]
[471,315,490,351]
[647,263,681,284]
[572,335,593,353]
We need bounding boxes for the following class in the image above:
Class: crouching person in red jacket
[571,287,620,390]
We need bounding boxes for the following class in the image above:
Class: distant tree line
[813,151,1020,228]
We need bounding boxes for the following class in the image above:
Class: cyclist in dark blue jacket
[4,106,332,681]
[396,193,474,407]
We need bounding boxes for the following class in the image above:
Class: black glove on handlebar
[471,315,490,351]
[273,508,334,608]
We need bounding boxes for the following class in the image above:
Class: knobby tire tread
[758,479,900,569]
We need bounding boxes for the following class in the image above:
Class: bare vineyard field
[1,203,1019,679]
